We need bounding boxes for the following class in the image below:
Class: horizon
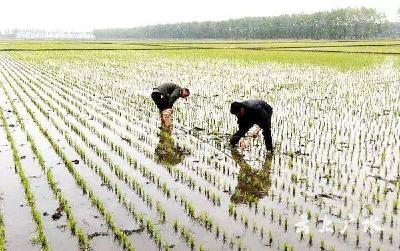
[0,0,399,32]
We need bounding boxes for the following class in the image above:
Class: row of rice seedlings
[0,209,5,251]
[155,202,166,222]
[174,216,245,251]
[172,219,196,250]
[0,101,49,250]
[227,202,289,242]
[0,67,136,251]
[3,53,248,250]
[0,81,91,249]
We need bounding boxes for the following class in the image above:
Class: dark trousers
[151,92,170,111]
[230,111,273,151]
[261,114,273,151]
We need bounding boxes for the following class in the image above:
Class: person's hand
[239,138,247,150]
[251,131,259,139]
[251,126,261,139]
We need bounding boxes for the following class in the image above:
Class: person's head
[230,101,245,118]
[181,88,190,98]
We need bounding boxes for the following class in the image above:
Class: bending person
[151,83,190,130]
[229,100,273,152]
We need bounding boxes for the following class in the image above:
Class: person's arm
[230,121,252,146]
[168,87,182,107]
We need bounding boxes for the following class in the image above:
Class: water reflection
[155,126,188,166]
[230,148,272,205]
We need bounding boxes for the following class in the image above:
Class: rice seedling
[0,210,5,251]
[268,230,273,246]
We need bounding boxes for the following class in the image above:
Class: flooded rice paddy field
[0,49,399,251]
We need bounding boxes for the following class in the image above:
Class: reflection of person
[151,83,190,130]
[230,148,272,205]
[229,100,273,151]
[155,127,188,166]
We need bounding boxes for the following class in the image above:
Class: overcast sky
[1,0,399,31]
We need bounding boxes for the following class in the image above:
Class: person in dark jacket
[151,83,190,129]
[229,100,273,151]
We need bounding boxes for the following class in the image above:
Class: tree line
[93,7,399,40]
